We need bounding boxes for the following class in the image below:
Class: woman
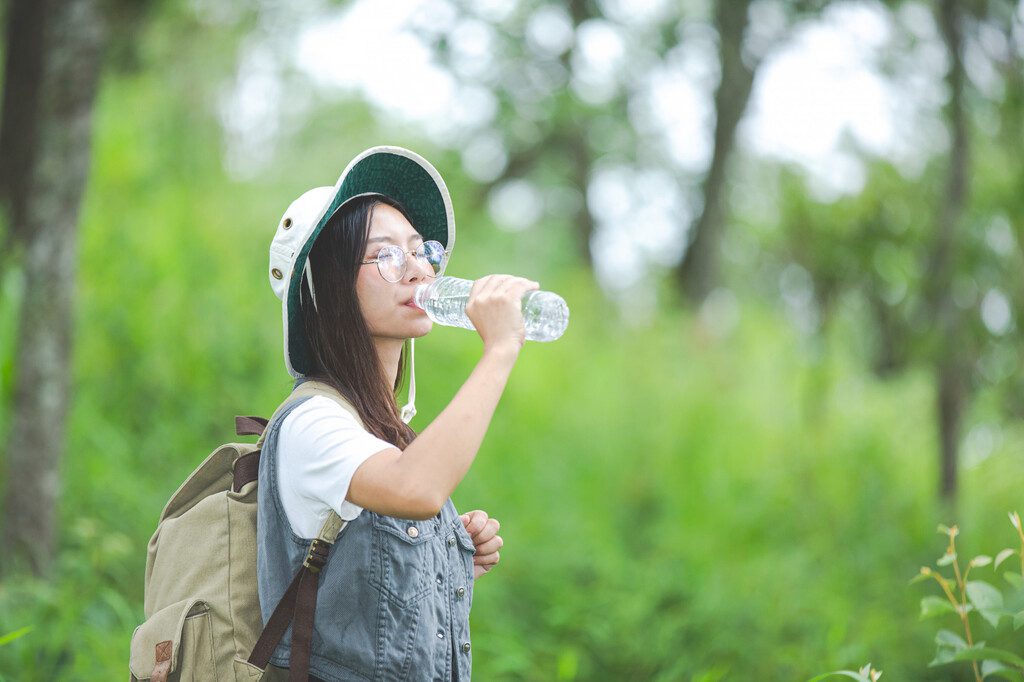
[258,146,538,681]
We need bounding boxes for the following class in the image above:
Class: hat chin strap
[400,337,416,424]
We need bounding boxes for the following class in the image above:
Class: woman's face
[356,202,435,340]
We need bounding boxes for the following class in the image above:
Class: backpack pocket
[129,598,215,681]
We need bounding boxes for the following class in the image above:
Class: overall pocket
[368,514,435,608]
[452,519,478,588]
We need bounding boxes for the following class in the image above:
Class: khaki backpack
[129,380,359,681]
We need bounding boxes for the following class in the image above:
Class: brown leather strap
[152,640,172,682]
[248,567,304,669]
[232,451,261,493]
[248,537,332,678]
[236,415,269,436]
[288,568,320,681]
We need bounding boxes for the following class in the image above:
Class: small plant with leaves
[910,513,1024,681]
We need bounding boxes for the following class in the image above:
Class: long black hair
[298,194,418,449]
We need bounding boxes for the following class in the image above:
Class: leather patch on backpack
[152,640,172,682]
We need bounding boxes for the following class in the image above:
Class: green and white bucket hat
[268,145,456,423]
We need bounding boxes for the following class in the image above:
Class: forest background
[1,0,1023,679]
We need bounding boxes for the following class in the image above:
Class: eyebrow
[366,234,424,246]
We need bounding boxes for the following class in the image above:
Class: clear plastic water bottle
[412,276,569,342]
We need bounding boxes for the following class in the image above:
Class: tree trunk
[564,0,597,268]
[0,0,107,577]
[932,0,970,502]
[0,0,46,277]
[675,0,757,305]
[568,130,595,266]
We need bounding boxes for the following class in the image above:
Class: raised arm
[347,275,539,519]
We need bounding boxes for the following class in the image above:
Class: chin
[409,319,433,337]
[379,320,432,340]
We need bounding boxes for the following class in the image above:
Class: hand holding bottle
[465,275,540,354]
[413,275,570,348]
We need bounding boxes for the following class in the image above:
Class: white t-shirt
[277,395,396,538]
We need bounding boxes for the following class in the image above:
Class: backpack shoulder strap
[247,513,347,680]
[284,380,366,427]
[241,381,352,680]
[231,380,356,492]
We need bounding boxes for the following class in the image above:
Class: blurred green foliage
[1,2,1023,680]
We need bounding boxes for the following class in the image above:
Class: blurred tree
[425,0,660,272]
[674,0,757,305]
[930,0,970,500]
[0,0,108,576]
[766,0,1024,503]
[675,0,847,305]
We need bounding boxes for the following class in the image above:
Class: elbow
[393,479,446,520]
[405,490,446,520]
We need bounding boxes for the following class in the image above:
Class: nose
[404,251,434,282]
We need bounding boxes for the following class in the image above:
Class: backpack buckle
[303,538,330,573]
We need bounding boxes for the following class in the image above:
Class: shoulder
[281,395,361,434]
[279,395,394,455]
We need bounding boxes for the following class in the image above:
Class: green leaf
[804,672,872,682]
[972,555,994,568]
[987,671,1024,682]
[951,645,1024,668]
[935,629,968,651]
[1014,609,1024,631]
[921,596,956,619]
[930,647,957,667]
[995,549,1016,570]
[0,627,32,647]
[982,659,1024,682]
[966,581,1005,628]
[938,552,957,566]
[1005,573,1024,590]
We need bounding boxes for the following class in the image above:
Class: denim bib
[257,378,476,681]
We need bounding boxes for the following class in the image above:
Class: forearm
[397,344,519,507]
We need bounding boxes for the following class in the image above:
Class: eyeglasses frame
[360,239,450,282]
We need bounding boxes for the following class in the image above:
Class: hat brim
[284,146,456,378]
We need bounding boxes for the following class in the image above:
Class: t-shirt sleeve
[277,395,396,535]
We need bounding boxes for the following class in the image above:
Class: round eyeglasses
[361,240,449,283]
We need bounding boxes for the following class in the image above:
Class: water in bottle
[412,276,569,341]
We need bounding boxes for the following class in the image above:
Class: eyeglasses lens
[377,246,405,282]
[419,241,445,275]
[376,241,446,282]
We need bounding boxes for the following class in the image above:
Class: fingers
[460,510,489,537]
[473,518,500,545]
[472,275,538,301]
[473,563,495,580]
[461,512,499,544]
[496,277,539,299]
[473,534,502,556]
[473,274,512,299]
[473,550,500,578]
[460,511,503,577]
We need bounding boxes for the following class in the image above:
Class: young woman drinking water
[259,145,538,681]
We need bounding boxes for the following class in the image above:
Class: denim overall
[256,379,476,681]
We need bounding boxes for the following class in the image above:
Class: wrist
[482,342,521,365]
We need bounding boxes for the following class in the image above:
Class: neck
[373,336,405,389]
